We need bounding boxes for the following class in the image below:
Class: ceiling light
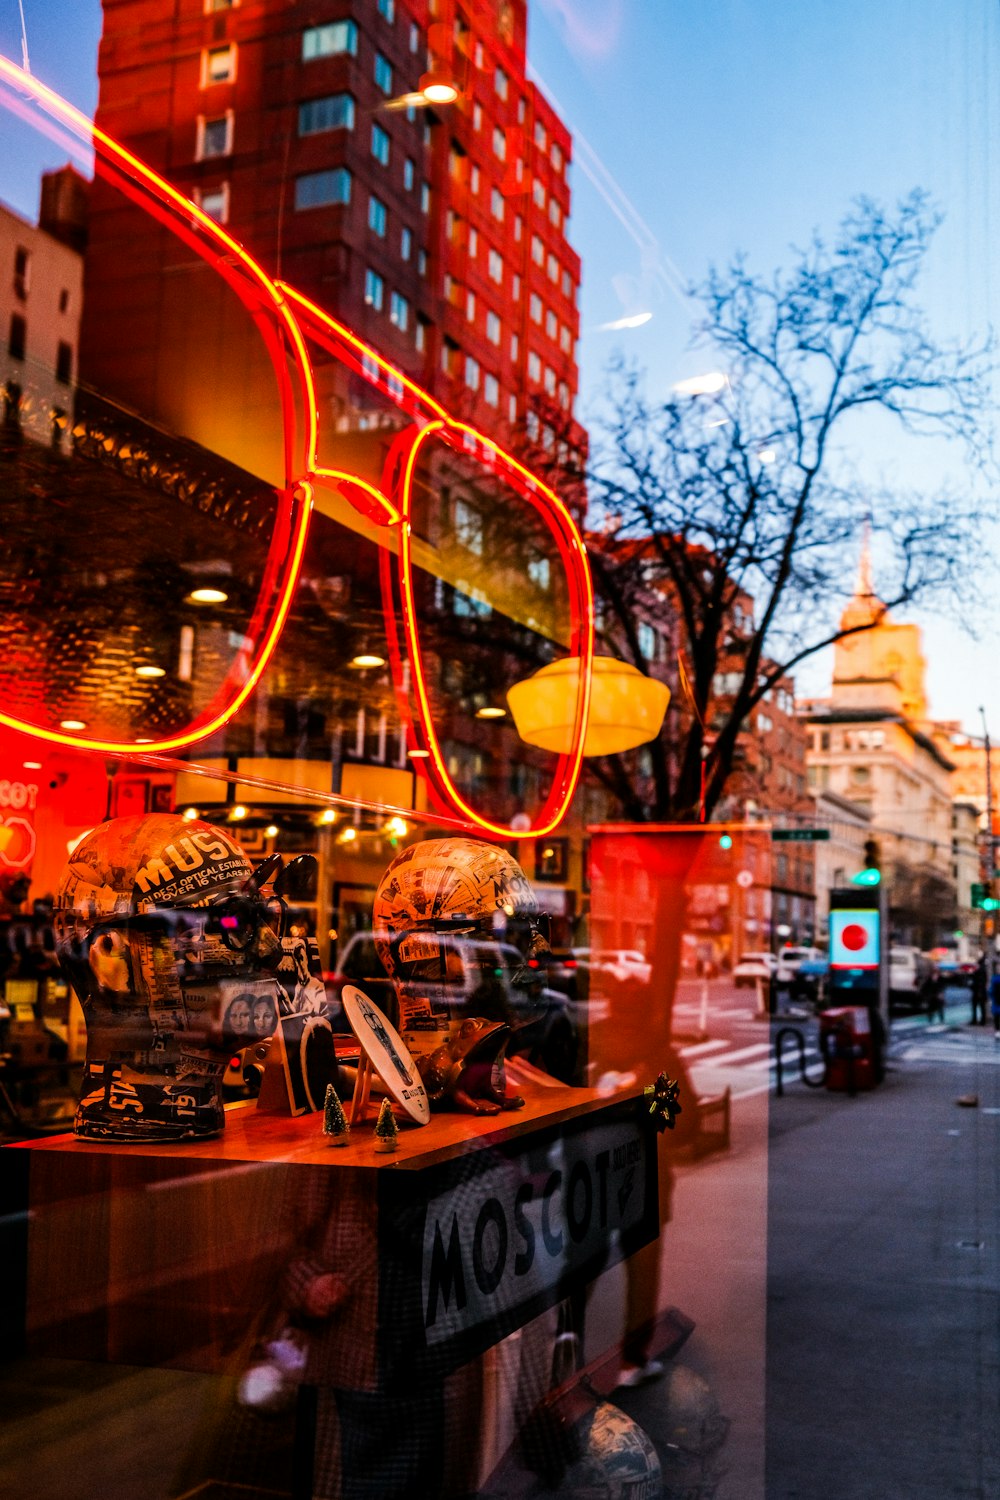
[672,371,727,396]
[319,808,337,824]
[476,706,507,719]
[134,664,166,679]
[419,71,459,105]
[385,816,409,838]
[22,761,42,770]
[182,807,200,821]
[230,804,248,820]
[265,824,279,838]
[60,719,86,730]
[187,587,228,604]
[349,653,386,669]
[339,826,358,843]
[407,748,430,758]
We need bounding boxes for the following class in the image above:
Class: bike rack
[774,1026,827,1096]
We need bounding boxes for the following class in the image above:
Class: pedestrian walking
[990,970,1000,1038]
[924,968,945,1024]
[971,953,988,1025]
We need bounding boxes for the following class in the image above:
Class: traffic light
[852,838,881,885]
[718,833,733,850]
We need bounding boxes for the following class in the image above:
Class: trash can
[819,1005,877,1092]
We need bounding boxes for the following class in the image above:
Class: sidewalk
[765,1007,1000,1498]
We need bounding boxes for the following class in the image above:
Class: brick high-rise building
[93,0,583,465]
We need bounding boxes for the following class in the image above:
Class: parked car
[569,947,652,987]
[888,946,933,1011]
[774,945,824,985]
[326,931,580,1082]
[732,951,777,989]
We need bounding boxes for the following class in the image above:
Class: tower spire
[855,515,875,599]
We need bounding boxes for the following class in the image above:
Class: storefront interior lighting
[384,816,408,838]
[134,665,166,679]
[475,706,506,719]
[230,805,248,821]
[339,827,358,843]
[264,824,279,838]
[186,587,229,605]
[349,653,387,669]
[507,656,669,757]
[318,808,338,825]
[407,748,430,758]
[182,807,199,821]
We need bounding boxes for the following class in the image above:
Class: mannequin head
[55,813,286,1141]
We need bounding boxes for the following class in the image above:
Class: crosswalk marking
[678,1038,730,1057]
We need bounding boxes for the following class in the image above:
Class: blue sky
[529,0,1000,733]
[3,0,999,735]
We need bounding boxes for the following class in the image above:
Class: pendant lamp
[506,655,670,757]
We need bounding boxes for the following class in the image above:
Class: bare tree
[585,191,994,821]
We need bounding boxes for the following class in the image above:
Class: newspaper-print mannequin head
[372,838,549,1112]
[55,813,285,1141]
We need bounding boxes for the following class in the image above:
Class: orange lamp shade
[507,656,670,757]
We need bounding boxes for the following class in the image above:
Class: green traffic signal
[718,833,733,850]
[984,897,1000,912]
[851,867,881,886]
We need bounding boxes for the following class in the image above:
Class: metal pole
[980,707,994,980]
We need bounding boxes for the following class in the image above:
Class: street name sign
[772,829,830,842]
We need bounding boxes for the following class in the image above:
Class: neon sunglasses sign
[0,56,593,839]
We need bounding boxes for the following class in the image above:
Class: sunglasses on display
[0,57,594,838]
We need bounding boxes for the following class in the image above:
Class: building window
[543,365,556,394]
[528,350,541,382]
[55,340,72,385]
[549,199,561,228]
[473,102,482,131]
[294,168,350,210]
[377,0,395,19]
[529,293,542,324]
[562,268,573,297]
[488,248,503,283]
[510,332,519,360]
[364,269,385,310]
[195,182,230,222]
[417,248,427,276]
[493,126,506,160]
[552,142,563,172]
[400,226,412,260]
[468,227,478,257]
[465,354,480,391]
[529,554,551,590]
[560,324,571,353]
[197,112,233,158]
[509,394,517,421]
[534,121,546,149]
[303,21,357,60]
[484,372,499,407]
[205,0,237,9]
[490,187,504,221]
[415,317,427,352]
[409,21,420,52]
[13,245,28,299]
[514,215,523,241]
[547,252,559,282]
[202,44,236,86]
[486,310,501,345]
[455,497,483,552]
[531,235,544,266]
[299,94,355,138]
[512,273,521,300]
[470,164,480,193]
[374,52,393,94]
[532,178,545,209]
[545,308,557,339]
[8,312,26,360]
[526,409,539,439]
[495,67,508,100]
[420,181,430,213]
[404,158,415,190]
[371,121,391,163]
[368,195,388,236]
[390,291,409,331]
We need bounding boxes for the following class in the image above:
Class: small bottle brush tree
[373,1097,398,1153]
[323,1083,350,1146]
